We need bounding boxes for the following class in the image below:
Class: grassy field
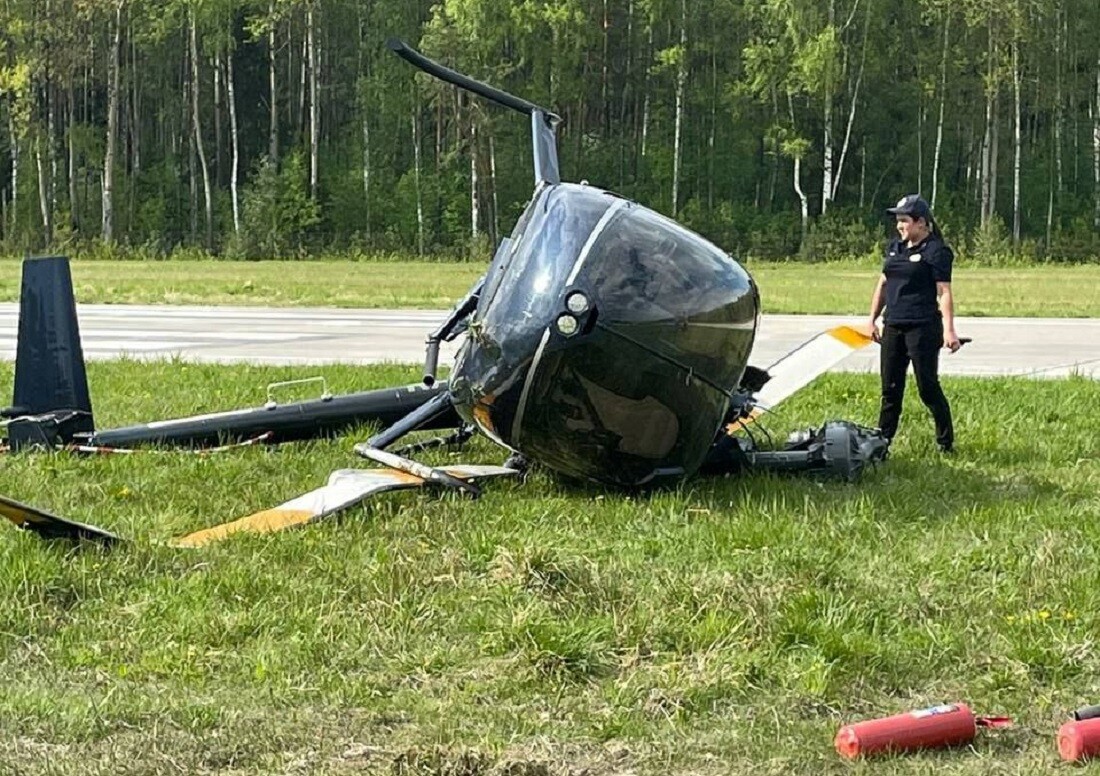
[1,360,1098,774]
[1,258,1097,317]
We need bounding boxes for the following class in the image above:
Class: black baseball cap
[886,194,932,221]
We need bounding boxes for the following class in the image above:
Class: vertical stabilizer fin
[5,257,94,433]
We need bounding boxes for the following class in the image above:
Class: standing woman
[865,194,961,453]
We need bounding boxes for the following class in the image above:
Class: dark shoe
[938,443,954,454]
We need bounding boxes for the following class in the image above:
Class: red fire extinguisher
[1058,707,1100,762]
[835,703,1012,758]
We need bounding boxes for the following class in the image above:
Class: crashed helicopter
[0,40,888,546]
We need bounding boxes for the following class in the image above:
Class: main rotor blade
[0,494,120,545]
[731,326,873,430]
[171,465,517,547]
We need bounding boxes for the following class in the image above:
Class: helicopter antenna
[386,39,561,186]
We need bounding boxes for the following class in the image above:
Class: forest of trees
[0,0,1098,261]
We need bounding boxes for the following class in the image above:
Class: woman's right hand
[864,319,881,343]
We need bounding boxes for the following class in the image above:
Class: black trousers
[878,319,954,449]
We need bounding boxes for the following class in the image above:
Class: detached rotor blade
[171,465,517,548]
[733,326,873,427]
[0,494,120,545]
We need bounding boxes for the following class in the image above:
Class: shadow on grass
[533,444,1070,530]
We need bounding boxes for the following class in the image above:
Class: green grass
[1,360,1098,773]
[1,258,1097,317]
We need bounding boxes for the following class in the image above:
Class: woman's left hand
[943,329,962,353]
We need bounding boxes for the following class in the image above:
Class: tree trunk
[622,0,634,184]
[469,114,479,246]
[268,0,279,164]
[36,136,51,246]
[833,0,871,203]
[708,48,716,211]
[102,1,122,243]
[213,52,223,187]
[68,83,79,231]
[126,21,137,234]
[489,130,499,246]
[1093,54,1100,230]
[227,48,241,234]
[1012,37,1021,248]
[768,87,779,208]
[821,0,835,214]
[859,137,866,208]
[188,117,197,242]
[1069,12,1078,187]
[83,58,90,215]
[794,155,808,247]
[1045,141,1054,250]
[979,19,995,227]
[130,32,139,178]
[412,107,424,257]
[47,76,58,226]
[190,9,213,249]
[307,2,319,200]
[990,92,1000,219]
[1053,5,1063,196]
[297,27,307,140]
[601,0,610,138]
[641,23,652,158]
[789,95,808,247]
[931,12,949,208]
[3,107,11,240]
[357,0,371,243]
[671,0,687,216]
[917,64,924,193]
[362,111,371,242]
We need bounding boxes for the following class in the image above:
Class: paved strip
[0,304,1096,378]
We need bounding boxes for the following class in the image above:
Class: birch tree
[102,0,123,243]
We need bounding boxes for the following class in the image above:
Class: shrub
[225,153,320,260]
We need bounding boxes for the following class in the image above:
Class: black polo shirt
[882,235,953,325]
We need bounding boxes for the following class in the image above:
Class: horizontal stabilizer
[171,464,517,547]
[0,494,119,544]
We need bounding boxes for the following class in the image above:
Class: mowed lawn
[1,360,1098,774]
[0,258,1097,317]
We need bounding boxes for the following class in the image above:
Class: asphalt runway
[0,304,1097,379]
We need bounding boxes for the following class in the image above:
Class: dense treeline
[0,0,1098,261]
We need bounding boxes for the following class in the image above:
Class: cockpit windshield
[475,183,616,360]
[577,203,757,389]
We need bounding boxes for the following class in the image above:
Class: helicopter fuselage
[449,182,759,487]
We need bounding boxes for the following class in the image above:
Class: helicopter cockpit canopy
[450,182,759,487]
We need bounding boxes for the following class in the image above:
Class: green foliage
[0,0,1098,261]
[679,198,803,259]
[1047,218,1100,263]
[799,207,880,262]
[966,215,1015,264]
[227,154,320,260]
